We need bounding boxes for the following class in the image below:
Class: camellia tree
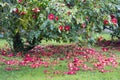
[0,0,120,52]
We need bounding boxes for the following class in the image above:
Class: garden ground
[0,34,120,80]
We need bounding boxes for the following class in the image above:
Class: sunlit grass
[0,63,120,80]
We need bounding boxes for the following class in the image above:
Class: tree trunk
[13,32,24,52]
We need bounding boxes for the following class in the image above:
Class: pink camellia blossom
[66,55,70,59]
[112,61,118,68]
[96,63,104,69]
[111,18,117,25]
[1,50,6,56]
[32,7,40,13]
[59,25,64,31]
[18,0,22,3]
[55,16,59,21]
[69,67,74,71]
[6,61,11,65]
[25,54,31,57]
[81,23,86,28]
[19,61,27,66]
[82,64,88,70]
[5,60,18,65]
[100,69,108,73]
[103,20,109,25]
[48,14,55,20]
[68,63,74,68]
[64,25,70,31]
[13,8,19,13]
[73,57,79,63]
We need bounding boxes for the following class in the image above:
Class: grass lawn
[0,56,120,80]
[0,67,120,80]
[0,34,120,80]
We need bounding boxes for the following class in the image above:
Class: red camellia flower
[103,20,109,25]
[18,0,22,3]
[81,23,86,28]
[64,26,70,31]
[110,14,115,19]
[48,13,55,20]
[111,18,117,25]
[55,16,59,21]
[59,25,64,31]
[32,7,40,13]
[13,8,19,13]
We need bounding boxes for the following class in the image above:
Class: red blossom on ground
[102,47,109,52]
[7,53,14,57]
[65,71,76,75]
[0,45,119,75]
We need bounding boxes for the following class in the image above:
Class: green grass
[0,64,120,80]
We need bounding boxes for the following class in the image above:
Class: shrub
[0,0,120,52]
